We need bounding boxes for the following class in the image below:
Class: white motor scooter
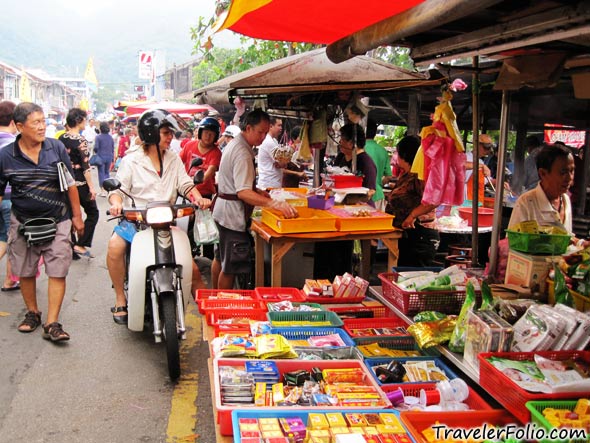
[104,177,196,380]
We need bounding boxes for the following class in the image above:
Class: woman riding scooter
[106,109,211,324]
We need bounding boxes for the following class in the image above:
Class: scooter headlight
[146,206,174,224]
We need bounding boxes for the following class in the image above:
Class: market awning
[214,0,425,44]
[123,101,217,116]
[194,48,440,105]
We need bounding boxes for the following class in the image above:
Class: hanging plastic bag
[309,109,327,145]
[298,121,312,161]
[193,209,219,245]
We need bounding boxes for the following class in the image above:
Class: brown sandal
[18,311,42,333]
[42,322,70,342]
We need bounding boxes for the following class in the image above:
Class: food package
[511,305,562,352]
[448,281,476,353]
[464,310,514,369]
[407,316,457,348]
[545,305,578,350]
[553,303,590,350]
[496,298,537,324]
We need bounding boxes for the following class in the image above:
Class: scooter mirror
[103,178,121,192]
[193,170,205,185]
[190,157,203,169]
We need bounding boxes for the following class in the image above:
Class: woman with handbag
[94,121,115,196]
[59,108,99,258]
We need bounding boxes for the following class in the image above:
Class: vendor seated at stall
[385,135,440,267]
[509,143,590,248]
[333,123,377,204]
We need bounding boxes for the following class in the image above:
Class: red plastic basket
[254,287,305,302]
[379,272,472,315]
[195,289,256,313]
[327,303,393,319]
[206,308,268,326]
[381,383,492,411]
[343,317,415,349]
[478,351,590,423]
[303,293,366,304]
[400,410,518,443]
[213,322,252,337]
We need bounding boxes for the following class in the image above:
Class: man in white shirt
[256,117,284,190]
[82,118,98,150]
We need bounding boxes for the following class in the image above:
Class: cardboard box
[504,250,554,292]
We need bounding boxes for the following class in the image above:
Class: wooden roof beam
[411,1,590,64]
[326,0,504,64]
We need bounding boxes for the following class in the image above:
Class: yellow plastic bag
[298,120,312,161]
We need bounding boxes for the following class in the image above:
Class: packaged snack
[449,281,476,352]
[511,305,560,352]
[554,303,590,350]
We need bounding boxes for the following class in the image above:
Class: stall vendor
[509,143,590,249]
[385,136,440,266]
[333,123,377,205]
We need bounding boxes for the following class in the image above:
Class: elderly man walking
[0,102,84,342]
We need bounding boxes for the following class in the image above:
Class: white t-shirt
[256,134,282,189]
[508,183,572,233]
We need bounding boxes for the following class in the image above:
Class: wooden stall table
[251,219,402,287]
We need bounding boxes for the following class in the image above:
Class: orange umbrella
[214,0,425,44]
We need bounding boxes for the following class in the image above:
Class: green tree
[93,85,121,114]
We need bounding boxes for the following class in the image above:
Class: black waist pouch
[18,217,57,247]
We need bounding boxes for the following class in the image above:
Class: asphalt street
[0,169,216,443]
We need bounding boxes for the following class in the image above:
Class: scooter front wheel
[161,295,180,380]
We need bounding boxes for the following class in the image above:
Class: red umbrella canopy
[125,101,217,116]
[215,0,425,44]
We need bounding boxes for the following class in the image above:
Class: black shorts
[214,223,253,275]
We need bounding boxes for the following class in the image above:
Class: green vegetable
[448,280,476,353]
[554,264,573,307]
[480,281,494,310]
[419,284,456,292]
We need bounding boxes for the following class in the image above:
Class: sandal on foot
[18,311,42,333]
[42,322,70,342]
[111,306,128,325]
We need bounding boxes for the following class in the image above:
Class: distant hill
[1,7,199,88]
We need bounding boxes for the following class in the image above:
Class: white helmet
[223,125,241,138]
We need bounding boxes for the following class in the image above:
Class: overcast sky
[2,0,242,78]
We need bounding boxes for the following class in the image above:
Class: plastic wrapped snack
[408,316,457,348]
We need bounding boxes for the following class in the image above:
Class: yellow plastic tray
[261,207,337,234]
[328,206,394,231]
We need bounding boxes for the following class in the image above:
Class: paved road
[0,172,216,443]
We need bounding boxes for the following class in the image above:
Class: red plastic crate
[330,174,363,188]
[214,358,392,436]
[200,298,264,312]
[379,272,472,315]
[478,351,590,423]
[381,383,492,411]
[195,289,256,313]
[303,293,366,304]
[213,322,252,337]
[206,308,267,326]
[400,410,518,443]
[343,317,415,350]
[254,287,305,302]
[327,303,393,319]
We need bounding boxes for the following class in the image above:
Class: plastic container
[506,229,571,255]
[343,317,415,350]
[328,206,395,231]
[307,195,335,210]
[260,207,338,234]
[303,293,366,304]
[266,310,344,327]
[330,174,363,188]
[231,408,402,443]
[526,400,585,443]
[269,326,355,348]
[214,358,392,435]
[266,301,323,312]
[478,350,590,423]
[400,410,519,443]
[213,322,252,337]
[206,308,268,326]
[379,271,474,315]
[547,279,590,312]
[254,287,305,302]
[382,382,492,411]
[327,303,393,319]
[195,288,256,313]
[457,206,495,227]
[365,357,458,386]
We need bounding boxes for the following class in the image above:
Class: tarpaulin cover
[215,0,425,44]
